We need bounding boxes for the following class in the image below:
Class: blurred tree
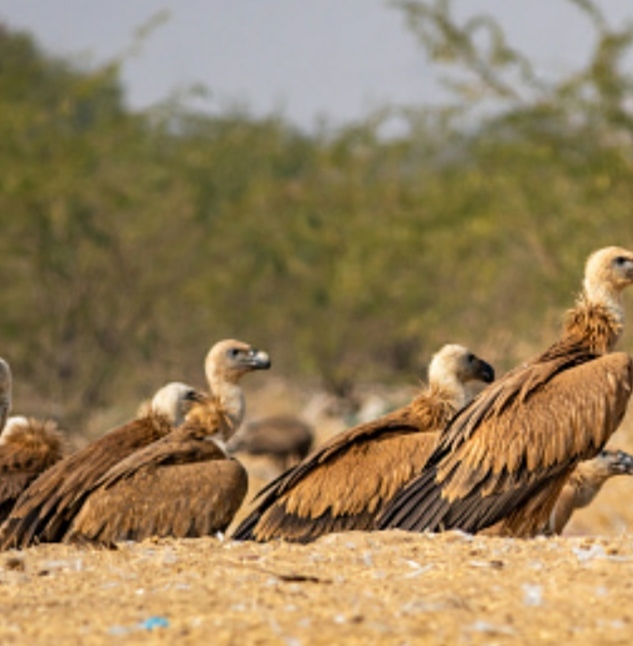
[1,1,633,429]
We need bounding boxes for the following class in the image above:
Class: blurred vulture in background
[0,417,66,524]
[0,338,270,549]
[227,415,314,471]
[65,340,270,545]
[232,344,494,543]
[379,246,633,537]
[546,449,633,535]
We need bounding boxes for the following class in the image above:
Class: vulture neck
[563,285,624,354]
[208,376,245,432]
[427,377,468,412]
[567,470,608,508]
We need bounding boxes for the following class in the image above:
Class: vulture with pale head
[379,246,633,537]
[63,340,270,545]
[546,449,633,535]
[232,344,494,543]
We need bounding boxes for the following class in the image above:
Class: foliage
[0,2,632,426]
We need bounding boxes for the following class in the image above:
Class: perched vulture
[545,449,633,535]
[227,415,315,471]
[232,344,495,543]
[0,417,66,523]
[0,382,202,550]
[379,246,633,537]
[64,397,249,545]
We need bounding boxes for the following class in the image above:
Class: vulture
[227,414,315,471]
[0,381,201,550]
[64,395,249,545]
[0,417,66,523]
[0,338,270,550]
[378,246,633,537]
[546,449,633,535]
[232,344,495,543]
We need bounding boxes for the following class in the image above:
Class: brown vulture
[378,246,633,537]
[232,344,494,542]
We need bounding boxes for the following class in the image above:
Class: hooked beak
[609,450,633,475]
[185,389,208,404]
[244,349,271,371]
[476,359,495,384]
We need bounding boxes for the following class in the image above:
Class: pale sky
[0,1,631,130]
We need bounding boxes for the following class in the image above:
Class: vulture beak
[475,359,495,384]
[608,450,633,475]
[185,389,207,404]
[244,348,271,371]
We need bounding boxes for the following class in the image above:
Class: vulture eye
[227,348,241,358]
[467,353,475,363]
[615,256,628,266]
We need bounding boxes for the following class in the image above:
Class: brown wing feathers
[231,414,430,543]
[64,435,247,545]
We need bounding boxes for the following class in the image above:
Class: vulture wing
[66,439,247,545]
[233,395,452,542]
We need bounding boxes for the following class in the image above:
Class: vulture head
[591,449,633,478]
[428,344,495,409]
[583,246,633,306]
[205,339,271,387]
[204,339,271,435]
[429,344,495,387]
[150,382,206,427]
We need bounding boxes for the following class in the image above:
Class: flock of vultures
[0,245,633,550]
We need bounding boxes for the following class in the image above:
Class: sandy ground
[3,386,633,645]
[1,468,633,646]
[2,527,633,646]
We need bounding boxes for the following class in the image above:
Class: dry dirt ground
[1,469,633,646]
[2,528,633,646]
[3,385,633,646]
